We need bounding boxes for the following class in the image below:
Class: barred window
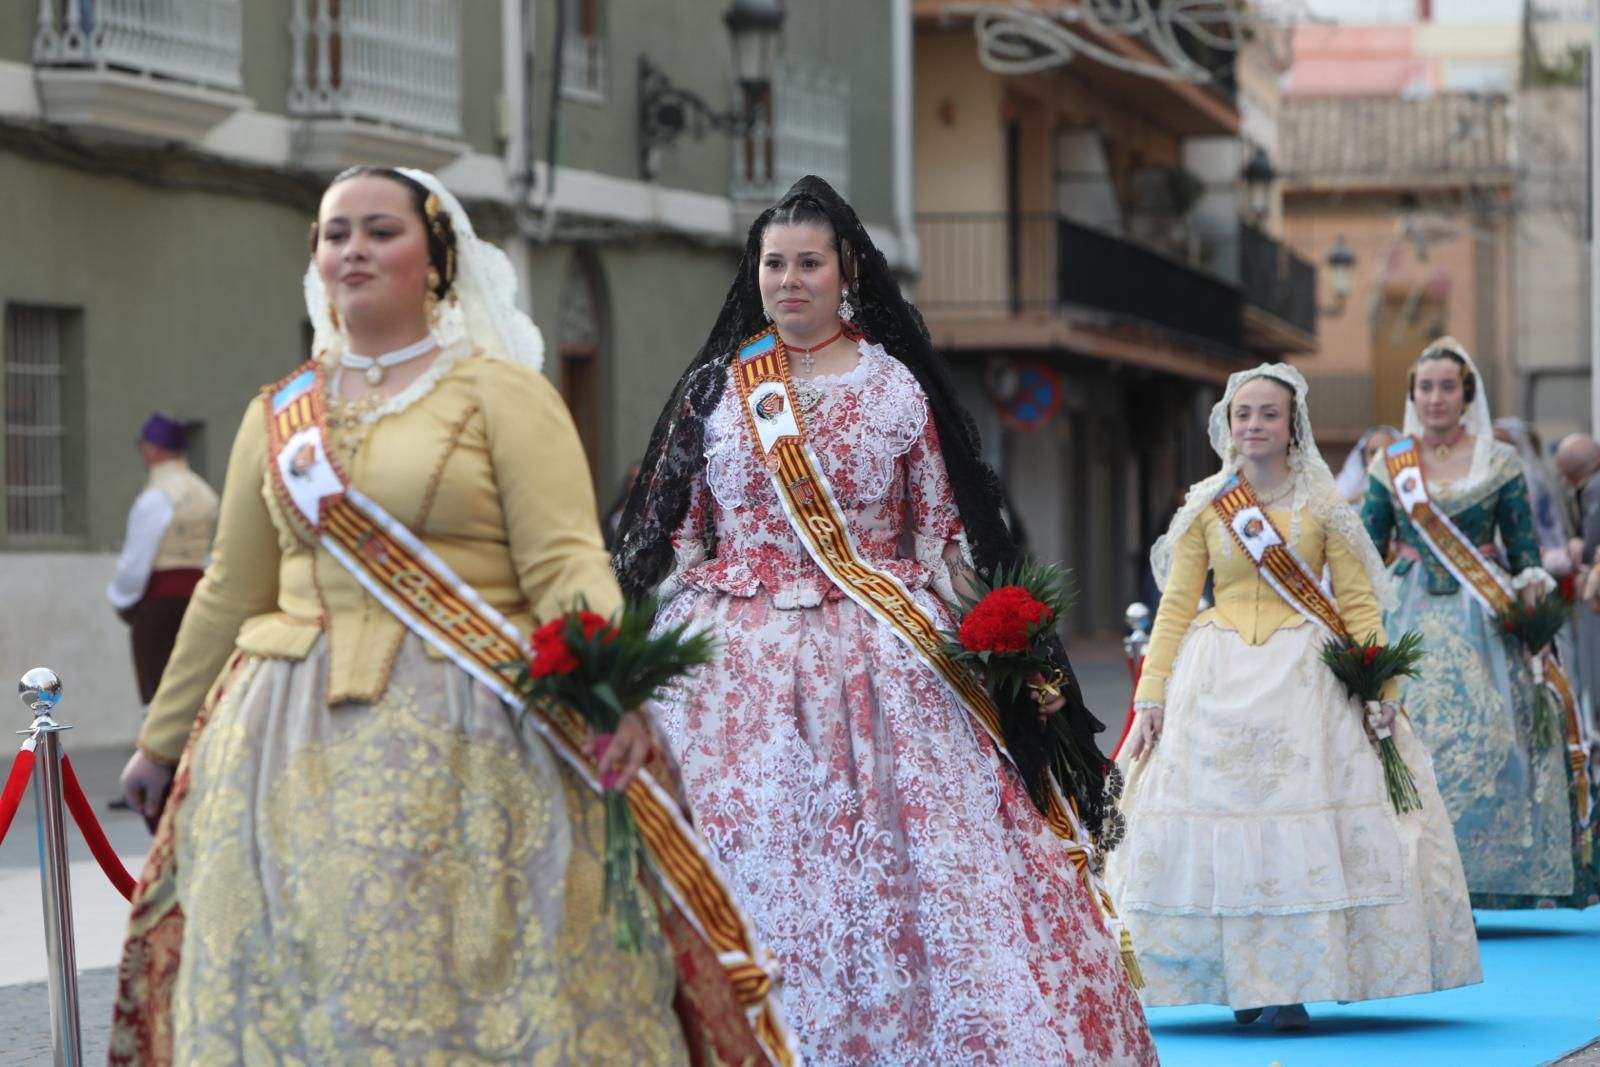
[560,0,606,102]
[734,60,850,202]
[3,306,81,539]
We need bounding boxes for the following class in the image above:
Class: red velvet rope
[0,743,36,848]
[60,755,136,901]
[1107,654,1143,763]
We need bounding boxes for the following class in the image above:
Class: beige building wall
[915,32,1009,215]
[1285,200,1493,442]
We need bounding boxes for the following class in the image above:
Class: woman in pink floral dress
[614,177,1157,1066]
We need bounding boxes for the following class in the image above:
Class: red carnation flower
[1362,645,1380,667]
[576,610,618,645]
[1559,574,1578,602]
[957,585,1054,655]
[1503,617,1516,633]
[529,618,579,677]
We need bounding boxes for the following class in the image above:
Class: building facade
[1,0,906,744]
[911,1,1316,635]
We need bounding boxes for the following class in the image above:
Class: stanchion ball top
[18,667,61,712]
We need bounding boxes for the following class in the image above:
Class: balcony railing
[1240,223,1317,337]
[33,0,243,92]
[288,0,462,138]
[916,212,1246,350]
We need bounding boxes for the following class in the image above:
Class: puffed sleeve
[1360,467,1397,558]
[658,469,712,600]
[1326,516,1400,701]
[903,401,974,605]
[139,398,282,764]
[478,362,622,622]
[1497,473,1551,586]
[1133,512,1211,705]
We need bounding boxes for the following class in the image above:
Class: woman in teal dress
[1361,338,1598,909]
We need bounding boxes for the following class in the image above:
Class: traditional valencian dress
[1108,365,1480,1012]
[1363,436,1600,908]
[108,172,793,1066]
[651,339,1157,1066]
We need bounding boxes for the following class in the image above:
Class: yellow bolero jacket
[1133,497,1394,706]
[139,353,620,764]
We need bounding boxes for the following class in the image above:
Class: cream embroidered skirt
[1107,622,1482,1009]
[148,634,687,1065]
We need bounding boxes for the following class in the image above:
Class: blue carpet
[1144,908,1600,1067]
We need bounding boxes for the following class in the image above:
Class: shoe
[108,796,131,811]
[1269,1003,1310,1031]
[1232,1008,1263,1025]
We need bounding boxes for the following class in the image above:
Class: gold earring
[327,301,341,331]
[425,269,442,323]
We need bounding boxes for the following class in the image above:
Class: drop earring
[837,288,855,323]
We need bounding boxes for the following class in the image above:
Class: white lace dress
[652,343,1157,1067]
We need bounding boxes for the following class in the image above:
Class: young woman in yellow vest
[1109,363,1480,1030]
[110,167,794,1066]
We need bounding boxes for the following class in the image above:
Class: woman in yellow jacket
[108,168,790,1066]
[1106,363,1480,1030]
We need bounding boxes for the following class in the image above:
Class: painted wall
[536,0,895,225]
[914,31,1007,215]
[1283,195,1503,444]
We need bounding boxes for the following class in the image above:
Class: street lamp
[1241,145,1276,221]
[1321,235,1356,316]
[638,0,785,180]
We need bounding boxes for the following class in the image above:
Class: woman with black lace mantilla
[614,176,1157,1066]
[108,166,793,1066]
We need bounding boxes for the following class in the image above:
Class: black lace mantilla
[611,176,1113,837]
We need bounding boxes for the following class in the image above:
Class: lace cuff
[1511,566,1557,595]
[1132,700,1164,715]
[914,532,974,609]
[658,540,708,600]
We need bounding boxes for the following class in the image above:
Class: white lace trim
[658,538,708,601]
[914,530,974,609]
[1132,700,1164,714]
[1511,566,1557,594]
[324,338,476,424]
[703,343,929,510]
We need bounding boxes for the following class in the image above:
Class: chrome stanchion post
[1122,603,1150,674]
[19,667,81,1067]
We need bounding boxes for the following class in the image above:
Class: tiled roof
[1280,93,1511,184]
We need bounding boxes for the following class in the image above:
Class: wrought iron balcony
[916,212,1246,351]
[1240,222,1317,339]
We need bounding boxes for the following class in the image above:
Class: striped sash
[263,362,798,1066]
[1212,475,1351,642]
[1385,438,1514,616]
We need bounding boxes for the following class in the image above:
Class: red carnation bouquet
[1319,630,1425,813]
[506,599,717,950]
[941,559,1081,786]
[1497,590,1572,746]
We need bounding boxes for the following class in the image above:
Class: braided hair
[612,176,1112,834]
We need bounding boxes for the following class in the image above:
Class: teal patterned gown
[1362,440,1597,909]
